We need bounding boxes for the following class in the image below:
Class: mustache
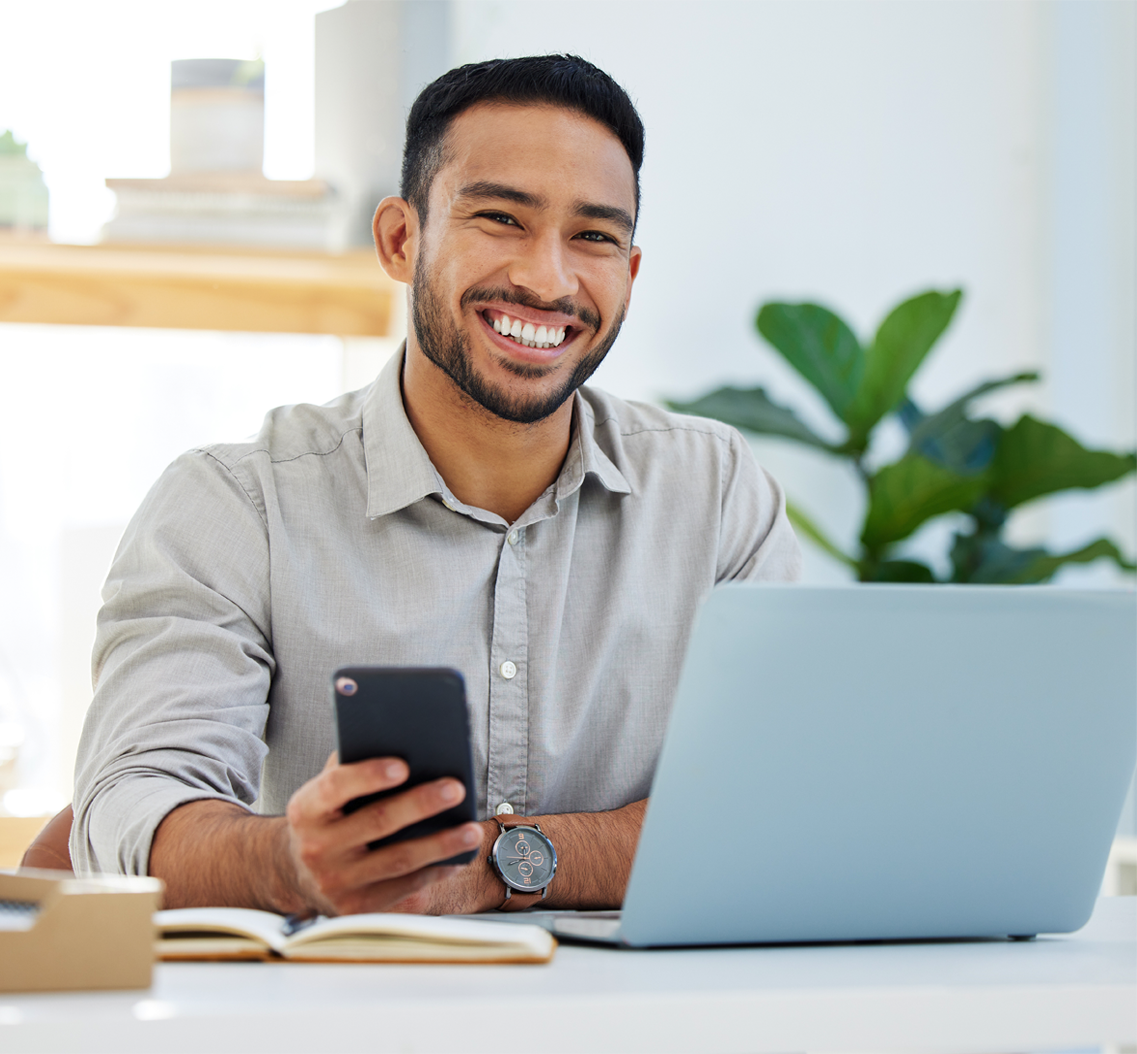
[460,287,601,331]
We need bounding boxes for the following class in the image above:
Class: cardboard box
[0,869,162,992]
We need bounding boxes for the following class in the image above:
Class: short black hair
[401,54,645,229]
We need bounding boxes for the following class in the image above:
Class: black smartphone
[332,665,477,865]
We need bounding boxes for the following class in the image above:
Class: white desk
[3,898,1133,1053]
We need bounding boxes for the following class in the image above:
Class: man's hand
[149,753,483,915]
[283,753,483,916]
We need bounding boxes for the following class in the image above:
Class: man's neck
[400,345,575,525]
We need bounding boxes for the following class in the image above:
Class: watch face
[494,827,556,892]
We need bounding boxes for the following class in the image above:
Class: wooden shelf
[0,241,399,336]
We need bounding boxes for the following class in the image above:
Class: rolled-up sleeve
[71,450,276,876]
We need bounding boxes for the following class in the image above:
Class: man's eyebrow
[457,181,546,209]
[573,201,634,236]
[457,181,635,237]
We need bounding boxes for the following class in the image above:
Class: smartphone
[332,665,477,865]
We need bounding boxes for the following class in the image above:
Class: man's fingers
[321,758,411,815]
[331,777,467,853]
[326,822,482,896]
[288,757,410,824]
[337,865,464,917]
[306,777,472,870]
[284,760,479,916]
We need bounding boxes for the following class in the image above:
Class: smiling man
[71,56,800,915]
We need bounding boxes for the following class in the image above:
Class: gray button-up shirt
[72,352,801,875]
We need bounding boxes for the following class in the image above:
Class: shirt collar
[362,347,631,520]
[557,392,631,502]
[363,348,447,519]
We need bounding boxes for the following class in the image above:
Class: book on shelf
[157,906,556,964]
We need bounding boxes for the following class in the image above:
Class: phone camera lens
[335,677,358,696]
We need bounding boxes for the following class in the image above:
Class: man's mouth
[483,309,569,351]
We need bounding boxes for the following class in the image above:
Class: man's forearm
[525,798,646,910]
[149,800,307,914]
[435,798,647,914]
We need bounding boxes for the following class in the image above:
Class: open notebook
[157,907,555,963]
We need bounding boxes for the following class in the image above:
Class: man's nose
[506,232,578,303]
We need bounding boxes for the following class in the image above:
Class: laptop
[483,584,1137,947]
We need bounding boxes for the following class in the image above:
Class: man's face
[409,102,641,424]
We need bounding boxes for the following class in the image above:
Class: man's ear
[622,245,643,316]
[373,197,418,284]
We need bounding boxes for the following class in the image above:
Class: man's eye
[577,230,617,245]
[479,212,518,226]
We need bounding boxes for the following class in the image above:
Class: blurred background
[0,2,1133,867]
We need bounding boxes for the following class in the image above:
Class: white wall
[1045,0,1136,564]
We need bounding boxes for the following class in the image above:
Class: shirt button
[499,660,517,680]
[441,497,457,512]
[495,802,515,816]
[507,530,519,546]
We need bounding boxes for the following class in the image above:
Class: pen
[282,914,320,937]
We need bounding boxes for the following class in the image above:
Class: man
[72,55,800,915]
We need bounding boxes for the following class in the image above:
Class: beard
[410,253,626,425]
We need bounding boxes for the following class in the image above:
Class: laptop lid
[619,584,1137,947]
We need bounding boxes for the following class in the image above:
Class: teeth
[489,313,568,350]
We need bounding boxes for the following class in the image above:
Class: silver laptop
[499,585,1137,946]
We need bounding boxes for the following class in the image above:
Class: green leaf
[906,371,1039,443]
[951,532,1039,583]
[913,418,1002,477]
[846,289,962,439]
[902,370,1039,477]
[1017,538,1137,583]
[862,559,937,584]
[785,500,857,567]
[756,303,864,423]
[905,371,1039,474]
[951,533,1136,584]
[666,386,838,452]
[988,415,1137,509]
[861,453,988,551]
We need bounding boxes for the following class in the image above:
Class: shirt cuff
[71,776,253,878]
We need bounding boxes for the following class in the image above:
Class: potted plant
[668,289,1136,583]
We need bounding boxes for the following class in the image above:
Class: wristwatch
[490,821,557,905]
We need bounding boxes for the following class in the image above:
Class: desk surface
[3,898,1134,1054]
